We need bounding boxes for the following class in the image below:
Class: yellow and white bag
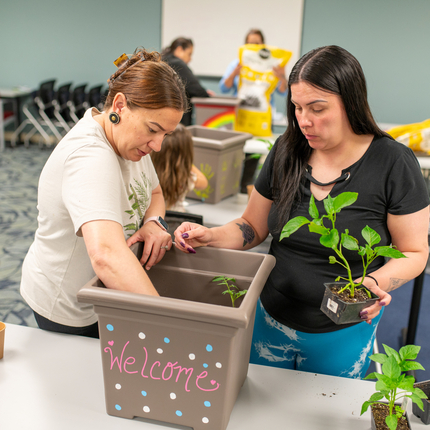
[235,44,292,137]
[387,119,430,153]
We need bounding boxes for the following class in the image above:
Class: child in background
[151,124,208,212]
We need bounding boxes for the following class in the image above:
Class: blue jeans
[250,299,383,379]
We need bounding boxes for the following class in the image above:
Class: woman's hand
[173,222,213,253]
[126,222,172,270]
[358,278,392,325]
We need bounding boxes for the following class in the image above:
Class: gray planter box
[186,125,252,204]
[78,243,275,430]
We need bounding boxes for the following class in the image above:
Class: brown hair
[151,124,194,209]
[104,47,188,112]
[245,29,265,44]
[161,37,194,57]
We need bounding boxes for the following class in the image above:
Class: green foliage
[361,344,427,430]
[212,276,247,308]
[279,192,406,298]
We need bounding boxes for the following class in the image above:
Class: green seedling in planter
[212,276,247,308]
[361,344,428,430]
[280,192,406,298]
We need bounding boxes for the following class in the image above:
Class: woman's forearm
[207,218,267,250]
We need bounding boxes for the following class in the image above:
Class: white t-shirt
[20,108,159,327]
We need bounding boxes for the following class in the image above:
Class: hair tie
[365,274,379,286]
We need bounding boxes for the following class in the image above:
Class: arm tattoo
[386,278,407,292]
[236,223,255,247]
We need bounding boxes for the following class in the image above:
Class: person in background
[151,124,208,212]
[20,48,188,338]
[173,45,429,378]
[162,37,215,126]
[219,28,288,193]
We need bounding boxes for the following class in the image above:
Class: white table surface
[0,323,426,429]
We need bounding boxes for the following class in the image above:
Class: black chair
[68,84,88,122]
[164,210,204,239]
[87,85,104,111]
[11,79,64,147]
[53,82,73,131]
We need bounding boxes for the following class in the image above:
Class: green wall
[1,0,429,125]
[301,0,430,125]
[0,0,162,91]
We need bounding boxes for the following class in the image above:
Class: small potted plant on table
[280,192,406,324]
[361,344,428,430]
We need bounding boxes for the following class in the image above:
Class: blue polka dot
[115,404,121,410]
[176,410,182,417]
[203,363,208,368]
[204,401,211,407]
[206,344,213,352]
[106,324,114,331]
[164,337,170,344]
[141,391,147,396]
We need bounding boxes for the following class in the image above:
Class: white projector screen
[161,0,304,78]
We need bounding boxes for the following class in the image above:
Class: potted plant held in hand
[361,344,428,430]
[280,192,407,324]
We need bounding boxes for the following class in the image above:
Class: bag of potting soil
[235,44,292,137]
[386,118,430,153]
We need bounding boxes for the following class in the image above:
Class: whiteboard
[161,0,304,78]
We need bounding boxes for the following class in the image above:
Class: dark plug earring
[109,112,120,124]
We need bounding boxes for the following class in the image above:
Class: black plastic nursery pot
[371,403,412,430]
[78,243,275,430]
[413,380,430,424]
[320,282,380,325]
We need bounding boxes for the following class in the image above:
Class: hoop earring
[109,112,120,124]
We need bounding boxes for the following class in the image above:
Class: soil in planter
[330,285,373,303]
[372,404,410,430]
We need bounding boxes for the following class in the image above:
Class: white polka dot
[170,393,176,400]
[115,383,121,390]
[202,417,209,423]
[157,348,163,354]
[216,362,222,368]
[139,332,146,339]
[189,353,195,360]
[143,406,150,413]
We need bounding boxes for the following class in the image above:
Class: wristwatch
[144,216,169,231]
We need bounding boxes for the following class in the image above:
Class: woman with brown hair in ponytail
[21,48,188,337]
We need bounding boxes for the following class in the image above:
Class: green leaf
[309,194,319,219]
[374,246,407,259]
[280,217,310,240]
[369,392,385,402]
[332,192,358,212]
[341,232,359,250]
[364,372,378,380]
[385,414,398,430]
[375,380,389,392]
[410,394,424,411]
[320,229,339,249]
[308,222,329,235]
[362,225,381,247]
[383,344,401,363]
[370,353,388,365]
[414,387,428,399]
[382,356,401,380]
[399,344,421,361]
[360,401,371,415]
[212,276,225,282]
[401,361,425,372]
[323,194,335,215]
[398,377,414,391]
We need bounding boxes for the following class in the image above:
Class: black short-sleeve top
[254,135,429,333]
